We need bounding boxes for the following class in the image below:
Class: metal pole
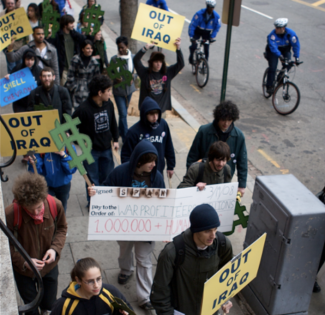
[220,0,235,102]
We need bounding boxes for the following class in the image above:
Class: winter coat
[65,54,100,107]
[178,159,231,188]
[11,48,42,113]
[133,48,184,113]
[93,40,109,73]
[188,8,221,39]
[51,282,132,315]
[6,40,60,84]
[104,139,165,188]
[150,228,233,315]
[28,147,77,188]
[110,53,136,97]
[186,122,247,188]
[266,28,300,58]
[121,97,175,173]
[5,197,67,278]
[28,84,72,123]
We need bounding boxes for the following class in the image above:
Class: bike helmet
[274,18,288,28]
[206,0,216,8]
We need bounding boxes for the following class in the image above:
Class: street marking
[292,0,325,12]
[241,5,273,19]
[280,169,289,174]
[257,149,281,168]
[312,0,325,5]
[169,9,191,23]
[190,84,201,94]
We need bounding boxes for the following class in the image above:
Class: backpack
[194,159,229,185]
[13,194,58,251]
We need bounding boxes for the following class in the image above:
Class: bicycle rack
[0,115,44,313]
[0,115,17,182]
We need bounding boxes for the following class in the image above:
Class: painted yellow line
[190,84,201,94]
[257,149,281,168]
[280,169,289,174]
[312,0,325,6]
[292,0,325,12]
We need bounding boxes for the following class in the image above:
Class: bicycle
[262,58,303,115]
[191,39,212,88]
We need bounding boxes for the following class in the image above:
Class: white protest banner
[88,182,238,241]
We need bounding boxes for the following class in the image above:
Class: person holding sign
[150,204,233,315]
[5,172,67,315]
[133,37,184,113]
[88,139,165,311]
[121,96,175,177]
[188,0,221,64]
[51,257,132,315]
[178,141,231,190]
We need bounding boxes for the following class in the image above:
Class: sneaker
[117,273,132,285]
[266,87,274,95]
[139,302,154,310]
[313,281,321,293]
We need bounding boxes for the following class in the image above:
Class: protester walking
[93,29,109,73]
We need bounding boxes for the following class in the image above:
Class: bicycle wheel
[262,68,272,99]
[196,58,209,88]
[272,81,300,115]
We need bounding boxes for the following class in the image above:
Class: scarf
[118,49,133,73]
[23,203,45,224]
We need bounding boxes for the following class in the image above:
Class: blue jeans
[83,148,115,203]
[48,182,71,214]
[114,94,132,143]
[266,50,291,87]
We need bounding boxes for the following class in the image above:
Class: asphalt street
[102,0,325,194]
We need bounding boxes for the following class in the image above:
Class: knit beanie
[190,204,220,233]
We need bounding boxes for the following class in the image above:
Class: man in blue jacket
[188,0,221,64]
[121,97,175,179]
[88,140,165,311]
[265,18,300,94]
[146,0,169,10]
[186,101,247,196]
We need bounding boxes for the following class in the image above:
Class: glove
[209,38,216,43]
[295,57,300,65]
[190,38,196,44]
[279,55,284,62]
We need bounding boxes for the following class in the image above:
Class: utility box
[242,174,325,315]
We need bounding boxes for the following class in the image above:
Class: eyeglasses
[82,276,102,286]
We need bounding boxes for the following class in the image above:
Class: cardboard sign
[131,3,185,52]
[0,8,33,51]
[0,67,37,107]
[201,233,267,315]
[88,182,238,241]
[0,110,60,156]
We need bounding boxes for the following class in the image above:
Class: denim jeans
[48,182,71,214]
[266,50,291,87]
[14,265,58,315]
[83,148,115,204]
[114,94,132,143]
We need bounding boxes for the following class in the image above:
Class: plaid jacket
[65,54,100,107]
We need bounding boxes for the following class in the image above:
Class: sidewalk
[0,0,324,314]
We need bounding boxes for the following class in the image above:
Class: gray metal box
[242,174,325,315]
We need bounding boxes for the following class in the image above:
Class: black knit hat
[149,51,165,62]
[190,204,220,233]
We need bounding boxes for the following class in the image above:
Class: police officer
[188,0,221,64]
[265,18,300,94]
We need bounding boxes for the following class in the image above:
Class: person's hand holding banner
[131,3,185,52]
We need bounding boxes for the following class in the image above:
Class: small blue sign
[0,67,37,107]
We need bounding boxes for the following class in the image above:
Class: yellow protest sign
[0,7,33,51]
[0,110,60,156]
[201,233,266,315]
[131,3,185,52]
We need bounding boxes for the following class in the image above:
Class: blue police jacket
[267,28,300,58]
[146,0,169,11]
[188,8,221,39]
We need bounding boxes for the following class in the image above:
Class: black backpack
[194,159,229,185]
